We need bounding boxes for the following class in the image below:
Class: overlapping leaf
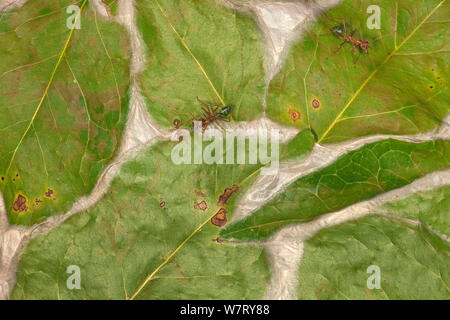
[297,215,449,299]
[13,140,296,299]
[0,0,130,225]
[381,186,450,236]
[221,139,450,240]
[136,0,266,127]
[266,0,449,143]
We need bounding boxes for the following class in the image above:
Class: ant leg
[201,107,211,116]
[197,96,210,108]
[215,120,227,132]
[202,112,211,122]
[332,40,347,55]
[207,105,216,116]
[341,19,347,34]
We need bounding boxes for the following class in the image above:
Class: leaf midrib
[317,0,446,143]
[153,0,226,106]
[5,0,89,176]
[129,210,216,300]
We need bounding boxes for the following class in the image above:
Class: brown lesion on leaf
[288,109,300,122]
[195,189,206,197]
[159,198,167,211]
[12,173,19,182]
[211,208,227,227]
[44,188,54,198]
[217,184,239,206]
[312,98,320,109]
[212,237,224,243]
[13,194,28,213]
[194,200,208,211]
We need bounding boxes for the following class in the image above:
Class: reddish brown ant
[331,23,370,55]
[195,97,233,132]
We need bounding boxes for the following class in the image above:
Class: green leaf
[221,139,450,240]
[381,186,450,237]
[6,0,450,301]
[12,127,315,299]
[0,0,130,225]
[297,215,449,299]
[266,0,449,143]
[11,139,285,299]
[280,129,316,160]
[136,0,266,127]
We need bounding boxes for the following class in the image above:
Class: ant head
[361,41,370,53]
[220,105,234,117]
[331,24,345,34]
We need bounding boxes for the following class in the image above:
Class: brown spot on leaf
[218,189,233,206]
[195,189,206,197]
[13,194,28,212]
[211,208,227,227]
[1,177,4,181]
[194,200,208,211]
[212,237,224,243]
[45,189,54,198]
[217,184,239,206]
[173,119,181,129]
[288,110,300,122]
[159,199,166,208]
[312,99,320,109]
